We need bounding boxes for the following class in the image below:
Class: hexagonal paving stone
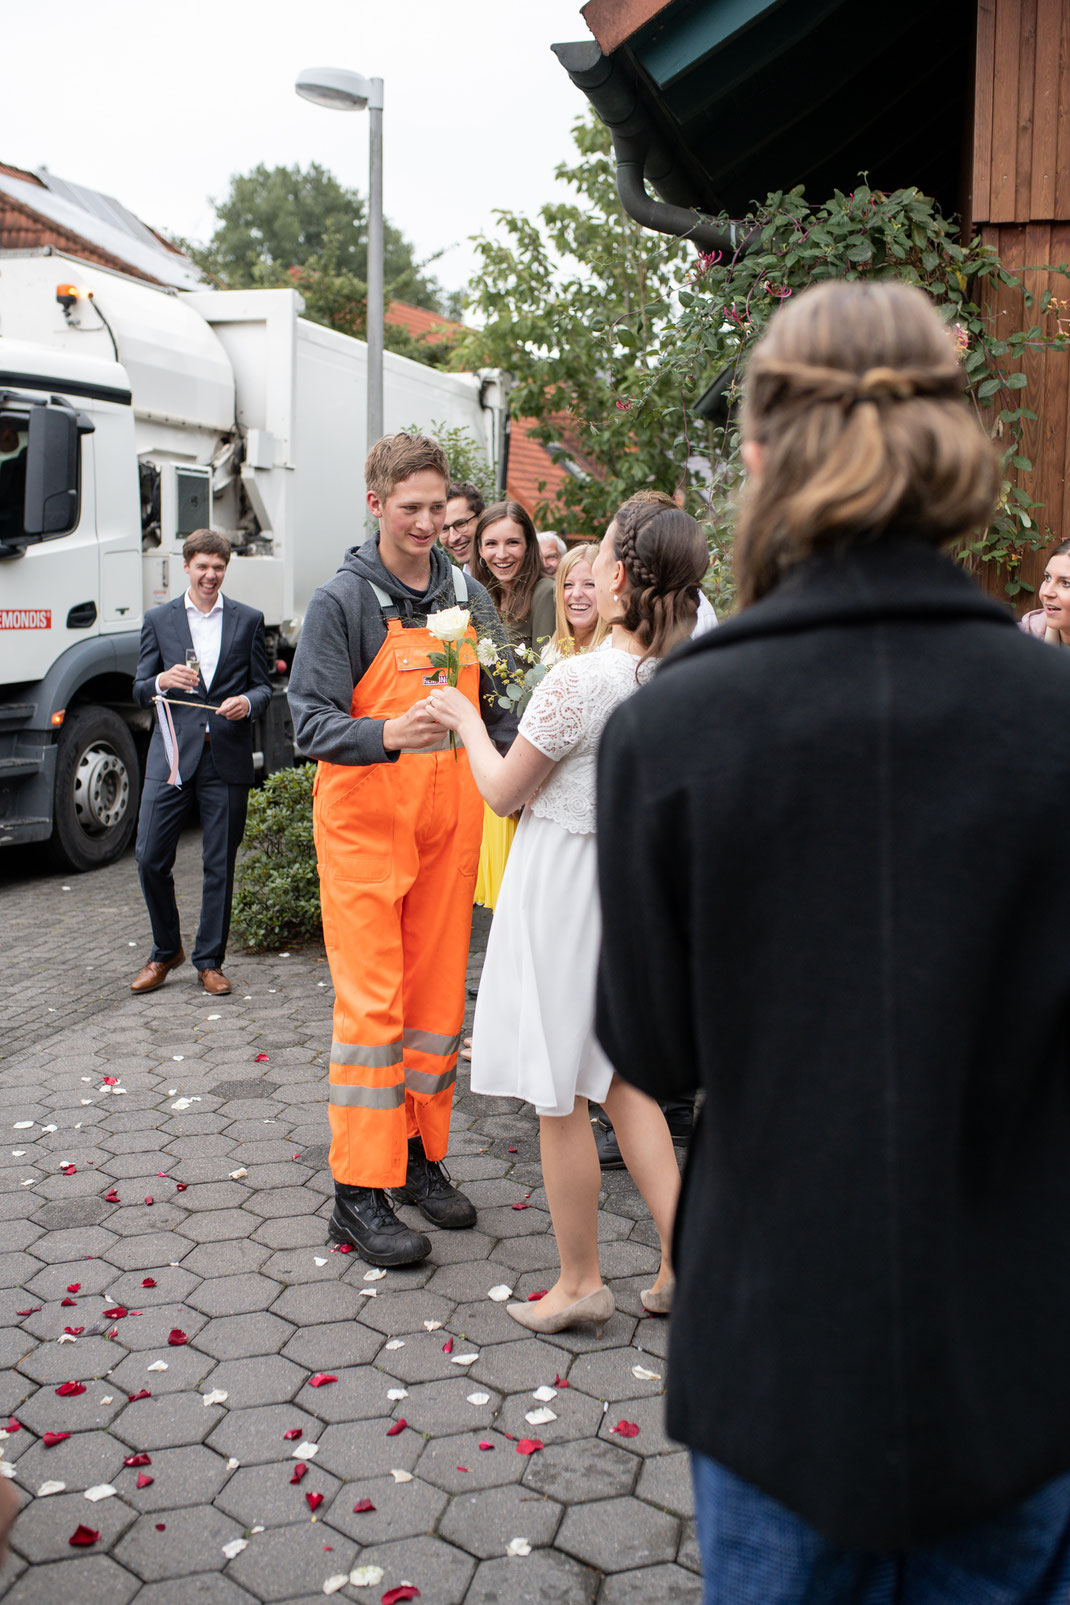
[24,1258,115,1301]
[182,1241,271,1279]
[251,1215,329,1250]
[18,1336,127,1386]
[279,1319,382,1373]
[181,1210,272,1246]
[188,1275,280,1318]
[10,1427,126,1494]
[9,1487,137,1563]
[522,1437,640,1504]
[422,1258,520,1305]
[601,1561,703,1603]
[128,1576,260,1605]
[242,1185,322,1220]
[100,1231,196,1272]
[206,1402,324,1466]
[108,1345,216,1397]
[467,1337,571,1396]
[636,1448,695,1517]
[105,1302,207,1353]
[343,1534,475,1605]
[269,1281,371,1326]
[111,1389,227,1451]
[678,1517,701,1573]
[291,1364,413,1426]
[496,1384,604,1446]
[314,1416,423,1482]
[465,1549,599,1605]
[213,1457,342,1527]
[414,1431,528,1495]
[224,1519,358,1602]
[437,1482,564,1559]
[205,1354,306,1408]
[100,1267,201,1308]
[557,1494,680,1573]
[114,1443,233,1511]
[113,1504,245,1582]
[322,1469,448,1545]
[567,1345,668,1403]
[596,1392,681,1457]
[2,1555,140,1605]
[16,1381,127,1438]
[447,1298,537,1347]
[193,1312,294,1361]
[349,1288,456,1337]
[398,1377,500,1438]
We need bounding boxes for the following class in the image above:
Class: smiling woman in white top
[428,496,709,1337]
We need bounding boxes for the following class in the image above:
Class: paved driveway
[0,833,698,1604]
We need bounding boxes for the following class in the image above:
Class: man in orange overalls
[288,434,516,1265]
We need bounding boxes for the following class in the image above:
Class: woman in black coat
[596,280,1070,1603]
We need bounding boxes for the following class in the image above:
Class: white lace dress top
[519,647,656,834]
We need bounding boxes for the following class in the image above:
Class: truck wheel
[47,707,140,872]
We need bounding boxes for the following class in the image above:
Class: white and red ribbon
[153,695,182,788]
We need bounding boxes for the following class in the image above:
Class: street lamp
[295,66,385,455]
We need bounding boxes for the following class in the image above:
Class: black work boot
[329,1183,431,1267]
[390,1137,477,1229]
[594,1097,695,1170]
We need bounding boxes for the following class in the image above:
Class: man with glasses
[441,482,484,572]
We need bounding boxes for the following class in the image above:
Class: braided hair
[610,498,709,662]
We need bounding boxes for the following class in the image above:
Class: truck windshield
[0,420,29,545]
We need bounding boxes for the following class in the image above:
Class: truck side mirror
[23,405,80,536]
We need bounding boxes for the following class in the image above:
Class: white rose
[427,606,470,644]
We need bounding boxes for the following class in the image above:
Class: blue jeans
[692,1453,1070,1605]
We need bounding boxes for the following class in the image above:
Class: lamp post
[295,66,385,455]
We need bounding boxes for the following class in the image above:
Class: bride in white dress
[427,496,709,1336]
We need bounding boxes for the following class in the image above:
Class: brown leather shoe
[130,949,185,994]
[198,969,231,996]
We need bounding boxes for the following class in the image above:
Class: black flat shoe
[329,1185,431,1266]
[390,1137,477,1229]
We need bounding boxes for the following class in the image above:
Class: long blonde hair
[548,544,608,655]
[735,281,999,608]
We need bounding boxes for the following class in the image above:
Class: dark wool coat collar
[681,538,1014,655]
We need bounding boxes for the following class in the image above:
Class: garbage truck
[0,248,508,870]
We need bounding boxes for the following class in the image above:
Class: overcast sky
[2,0,597,301]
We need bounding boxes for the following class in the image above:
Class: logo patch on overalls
[422,671,449,687]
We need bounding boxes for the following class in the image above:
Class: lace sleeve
[519,658,587,761]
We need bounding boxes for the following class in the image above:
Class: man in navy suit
[130,529,271,996]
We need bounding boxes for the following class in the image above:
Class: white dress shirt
[156,591,231,730]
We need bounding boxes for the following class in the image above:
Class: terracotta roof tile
[386,300,464,343]
[0,190,163,283]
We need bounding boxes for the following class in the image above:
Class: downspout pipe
[551,40,753,256]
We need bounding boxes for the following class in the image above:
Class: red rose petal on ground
[308,1373,337,1388]
[102,1307,128,1320]
[103,1076,119,1086]
[63,1326,84,1336]
[527,1291,548,1301]
[175,1183,188,1192]
[255,1053,269,1062]
[61,1165,76,1175]
[66,1284,81,1293]
[456,1465,469,1473]
[511,1202,530,1211]
[127,1389,151,1402]
[385,1418,407,1437]
[333,1243,352,1254]
[442,1339,453,1354]
[6,1419,20,1433]
[292,1154,301,1160]
[290,1463,308,1484]
[103,1190,120,1203]
[60,1298,77,1308]
[55,1381,86,1397]
[352,1498,376,1512]
[382,1587,420,1605]
[478,1441,494,1451]
[503,1432,516,1441]
[610,1420,640,1437]
[155,1522,166,1530]
[145,1197,154,1206]
[141,1279,157,1288]
[107,1328,119,1340]
[137,1473,154,1489]
[42,1432,70,1448]
[68,1524,99,1547]
[553,1375,569,1388]
[305,1491,324,1511]
[16,1307,41,1317]
[515,1439,544,1455]
[507,1146,518,1153]
[167,1329,188,1346]
[124,1454,151,1467]
[283,1429,303,1440]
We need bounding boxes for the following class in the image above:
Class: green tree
[185,162,445,341]
[457,114,704,535]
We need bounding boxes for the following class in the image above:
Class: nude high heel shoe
[505,1285,615,1337]
[640,1275,675,1315]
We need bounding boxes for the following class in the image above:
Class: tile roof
[385,300,461,343]
[0,188,163,283]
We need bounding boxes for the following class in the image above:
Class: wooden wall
[972,0,1070,604]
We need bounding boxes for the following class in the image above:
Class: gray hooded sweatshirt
[288,536,517,766]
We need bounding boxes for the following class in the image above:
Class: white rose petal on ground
[467,1393,490,1407]
[84,1485,117,1501]
[291,1442,319,1459]
[357,1288,377,1297]
[532,1386,557,1402]
[390,1469,413,1484]
[313,1257,328,1267]
[525,1407,557,1426]
[229,1169,248,1180]
[450,1353,479,1366]
[147,1362,168,1372]
[203,1390,228,1407]
[57,1334,76,1345]
[226,1458,240,1470]
[349,1565,385,1587]
[632,1365,661,1382]
[12,1123,33,1130]
[0,1464,15,1479]
[363,1268,386,1283]
[423,1320,442,1331]
[386,1389,408,1402]
[506,1538,532,1557]
[385,1340,405,1351]
[323,1577,349,1596]
[37,1481,65,1497]
[488,1285,513,1302]
[222,1538,248,1559]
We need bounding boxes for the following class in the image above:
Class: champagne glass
[185,648,200,689]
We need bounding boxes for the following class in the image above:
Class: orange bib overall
[313,588,484,1189]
